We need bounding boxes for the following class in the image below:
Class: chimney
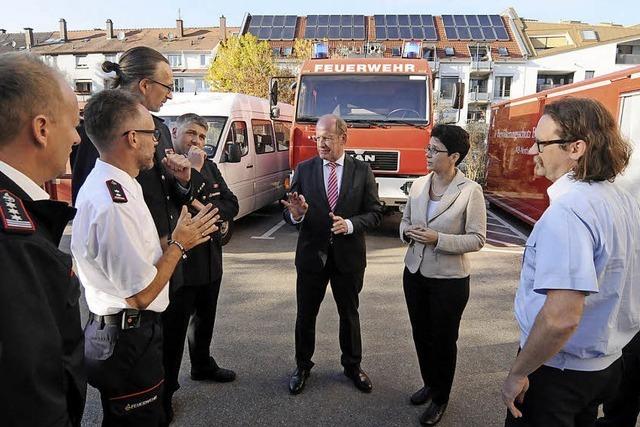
[106,19,114,39]
[176,18,184,37]
[24,28,34,49]
[59,18,68,42]
[220,15,227,42]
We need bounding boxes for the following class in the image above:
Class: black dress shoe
[289,367,310,395]
[344,367,373,393]
[191,357,236,382]
[419,401,448,426]
[410,386,433,405]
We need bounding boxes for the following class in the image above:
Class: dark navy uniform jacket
[0,171,86,427]
[183,160,238,286]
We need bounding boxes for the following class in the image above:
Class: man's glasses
[535,139,574,153]
[425,146,449,155]
[146,78,175,93]
[310,135,336,144]
[122,129,161,142]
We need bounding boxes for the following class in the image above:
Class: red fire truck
[485,65,640,224]
[271,42,458,213]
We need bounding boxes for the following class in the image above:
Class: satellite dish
[117,31,126,41]
[168,32,175,41]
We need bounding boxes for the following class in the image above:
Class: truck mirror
[225,143,242,163]
[270,105,280,119]
[453,82,465,109]
[270,79,278,107]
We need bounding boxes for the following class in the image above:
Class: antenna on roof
[117,31,126,41]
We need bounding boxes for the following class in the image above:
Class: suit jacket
[183,160,239,286]
[400,169,486,279]
[285,155,383,274]
[0,172,86,426]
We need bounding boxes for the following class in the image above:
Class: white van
[158,92,294,244]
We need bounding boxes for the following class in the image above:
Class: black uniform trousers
[84,313,165,427]
[596,331,640,427]
[403,268,470,405]
[295,246,365,371]
[162,279,222,394]
[504,358,623,427]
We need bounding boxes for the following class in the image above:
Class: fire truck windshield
[297,74,429,124]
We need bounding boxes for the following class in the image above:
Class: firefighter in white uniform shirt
[71,89,219,426]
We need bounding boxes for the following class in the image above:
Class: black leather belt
[89,309,159,330]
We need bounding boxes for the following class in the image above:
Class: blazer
[284,155,383,274]
[400,169,486,279]
[183,160,239,286]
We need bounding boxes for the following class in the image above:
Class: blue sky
[1,0,638,32]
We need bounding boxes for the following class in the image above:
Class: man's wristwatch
[168,239,187,259]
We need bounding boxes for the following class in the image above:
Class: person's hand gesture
[171,204,220,251]
[329,212,348,234]
[405,225,438,245]
[502,373,529,419]
[187,146,207,172]
[281,192,308,221]
[162,153,191,185]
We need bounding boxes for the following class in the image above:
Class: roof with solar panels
[241,13,525,60]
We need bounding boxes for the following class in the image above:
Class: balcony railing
[616,53,640,65]
[468,91,491,102]
[471,60,492,72]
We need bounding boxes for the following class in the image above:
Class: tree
[206,33,278,99]
[463,121,489,185]
[275,38,314,104]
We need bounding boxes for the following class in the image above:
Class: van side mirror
[270,105,280,119]
[452,82,465,109]
[203,145,216,159]
[225,143,242,163]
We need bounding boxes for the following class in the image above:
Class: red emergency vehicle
[272,41,452,213]
[485,65,640,224]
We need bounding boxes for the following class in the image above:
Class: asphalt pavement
[71,203,532,426]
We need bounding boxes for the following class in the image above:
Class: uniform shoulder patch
[0,190,36,234]
[106,180,128,203]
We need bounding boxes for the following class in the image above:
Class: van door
[218,120,255,218]
[618,91,640,200]
[251,119,284,209]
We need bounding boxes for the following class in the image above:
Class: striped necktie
[327,162,339,212]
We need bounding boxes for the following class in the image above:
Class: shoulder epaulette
[106,180,128,203]
[0,190,35,234]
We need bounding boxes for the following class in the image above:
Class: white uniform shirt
[71,159,169,315]
[0,161,51,201]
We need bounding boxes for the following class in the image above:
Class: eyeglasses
[122,129,161,142]
[310,135,337,144]
[425,146,449,155]
[146,78,175,93]
[535,139,574,153]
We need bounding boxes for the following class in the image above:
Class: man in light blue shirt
[502,98,640,427]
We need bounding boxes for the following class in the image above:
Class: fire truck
[485,65,640,224]
[270,41,461,213]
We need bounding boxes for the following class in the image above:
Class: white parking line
[251,220,286,240]
[481,247,524,254]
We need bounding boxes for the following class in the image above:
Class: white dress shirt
[292,153,353,234]
[0,161,51,201]
[71,159,169,315]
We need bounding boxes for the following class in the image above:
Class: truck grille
[345,150,399,172]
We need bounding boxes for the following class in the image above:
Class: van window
[274,121,291,151]
[252,120,276,154]
[225,121,249,156]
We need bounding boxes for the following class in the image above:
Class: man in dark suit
[162,114,239,414]
[282,114,383,394]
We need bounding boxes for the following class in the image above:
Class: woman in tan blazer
[400,124,487,426]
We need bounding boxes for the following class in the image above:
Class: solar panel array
[247,15,298,40]
[441,15,509,41]
[374,15,437,41]
[304,15,366,40]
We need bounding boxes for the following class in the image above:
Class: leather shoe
[191,357,236,382]
[419,401,447,426]
[289,367,310,395]
[344,367,373,393]
[410,386,433,405]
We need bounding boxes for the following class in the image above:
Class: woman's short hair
[543,98,632,182]
[431,124,470,166]
[102,46,169,89]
